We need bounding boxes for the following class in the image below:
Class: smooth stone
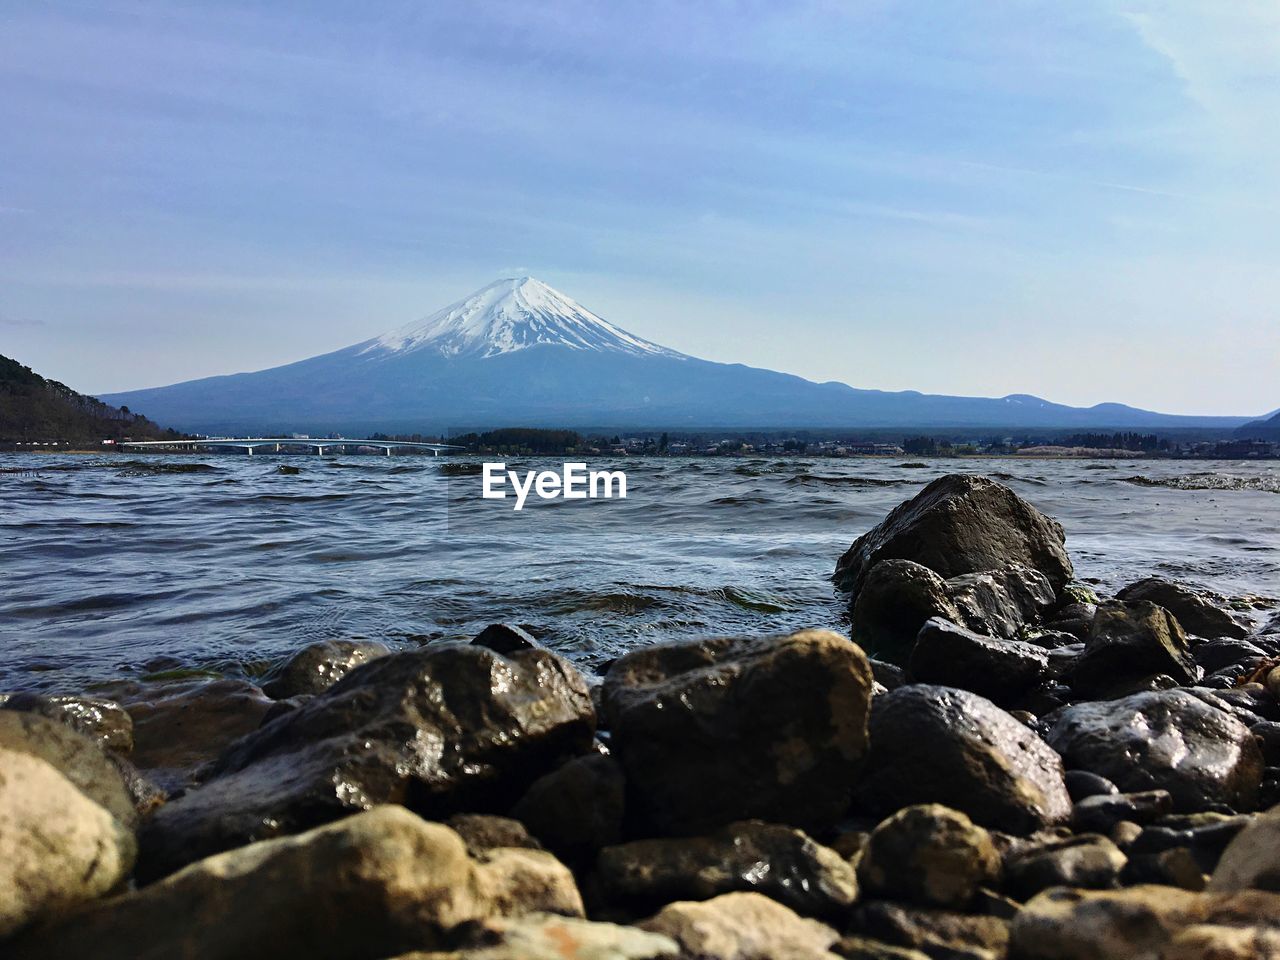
[831,936,930,960]
[1064,770,1119,802]
[853,685,1072,835]
[472,624,540,654]
[1253,721,1280,766]
[1069,600,1197,696]
[639,892,841,960]
[846,901,1010,960]
[1210,807,1280,891]
[1117,577,1249,639]
[857,804,999,909]
[1004,834,1127,900]
[0,693,134,753]
[595,820,857,919]
[834,473,1073,600]
[0,749,136,939]
[1045,690,1264,812]
[603,629,873,836]
[385,913,679,959]
[1195,639,1269,674]
[1072,791,1174,832]
[511,754,625,864]
[261,639,391,698]
[908,617,1048,705]
[445,814,542,857]
[8,806,582,960]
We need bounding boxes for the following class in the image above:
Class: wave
[784,474,912,487]
[1120,473,1280,494]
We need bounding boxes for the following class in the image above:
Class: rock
[138,645,594,880]
[602,629,872,836]
[1043,602,1096,642]
[1195,639,1268,674]
[1164,924,1280,960]
[1253,721,1280,766]
[0,749,136,939]
[0,710,138,828]
[1010,885,1280,960]
[512,754,625,864]
[831,937,930,960]
[639,892,841,960]
[445,814,543,856]
[907,618,1049,705]
[1072,791,1174,832]
[8,806,583,960]
[1045,690,1264,812]
[119,678,276,793]
[847,901,1009,959]
[0,692,134,753]
[1004,834,1127,900]
[1131,813,1249,874]
[853,685,1071,834]
[1122,845,1208,890]
[594,820,857,919]
[1117,577,1249,639]
[1063,770,1119,802]
[1068,600,1197,696]
[944,563,1057,639]
[385,913,679,959]
[857,804,999,909]
[1209,807,1280,891]
[834,474,1073,604]
[261,639,391,698]
[473,624,540,654]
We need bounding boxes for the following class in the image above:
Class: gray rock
[0,749,136,939]
[595,820,858,919]
[512,754,625,864]
[853,685,1072,835]
[138,644,595,881]
[1072,791,1174,832]
[261,639,391,698]
[1069,600,1197,696]
[473,624,540,654]
[445,814,543,857]
[857,804,1000,909]
[850,560,961,661]
[1117,577,1249,639]
[1046,690,1264,812]
[1195,639,1269,674]
[1064,770,1119,802]
[603,629,873,836]
[835,474,1073,602]
[908,618,1049,705]
[1005,834,1127,900]
[1210,808,1280,892]
[944,563,1057,640]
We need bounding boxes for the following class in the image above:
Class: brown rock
[857,804,1000,909]
[640,892,842,960]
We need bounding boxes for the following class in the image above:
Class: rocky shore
[3,473,1280,959]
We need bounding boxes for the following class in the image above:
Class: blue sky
[1,1,1276,414]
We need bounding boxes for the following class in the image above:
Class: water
[1,454,1277,693]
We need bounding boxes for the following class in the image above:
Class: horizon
[2,3,1278,415]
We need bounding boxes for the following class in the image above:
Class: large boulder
[907,617,1049,705]
[1069,600,1197,696]
[1044,690,1264,812]
[0,749,136,939]
[602,630,873,836]
[138,644,595,880]
[594,820,858,919]
[0,693,134,753]
[7,806,582,960]
[1010,886,1280,960]
[852,685,1071,834]
[834,474,1073,601]
[856,804,999,909]
[638,892,841,960]
[261,639,392,698]
[1117,577,1249,639]
[0,711,138,828]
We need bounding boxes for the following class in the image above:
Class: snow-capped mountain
[100,277,1256,434]
[359,277,683,360]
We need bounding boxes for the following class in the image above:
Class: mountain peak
[360,277,684,360]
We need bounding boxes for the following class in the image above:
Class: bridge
[117,437,464,456]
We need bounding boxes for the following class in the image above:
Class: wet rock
[595,820,857,919]
[1042,602,1096,642]
[1010,885,1280,960]
[261,639,391,698]
[944,563,1057,639]
[1072,790,1174,832]
[446,814,543,857]
[512,754,625,864]
[603,629,872,836]
[1253,721,1280,766]
[1131,813,1249,875]
[853,685,1071,834]
[473,624,540,654]
[1163,924,1280,960]
[831,936,930,960]
[388,913,679,959]
[847,901,1009,960]
[1004,834,1126,900]
[0,692,134,753]
[834,473,1073,601]
[138,645,594,880]
[7,806,583,960]
[1210,807,1280,891]
[1064,770,1119,802]
[857,804,999,909]
[0,749,136,939]
[639,891,841,960]
[1117,577,1249,639]
[1195,639,1269,674]
[0,710,138,828]
[1068,600,1197,696]
[907,618,1048,705]
[118,678,276,793]
[1122,845,1208,890]
[1045,690,1264,812]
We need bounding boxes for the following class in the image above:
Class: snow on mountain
[359,276,685,360]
